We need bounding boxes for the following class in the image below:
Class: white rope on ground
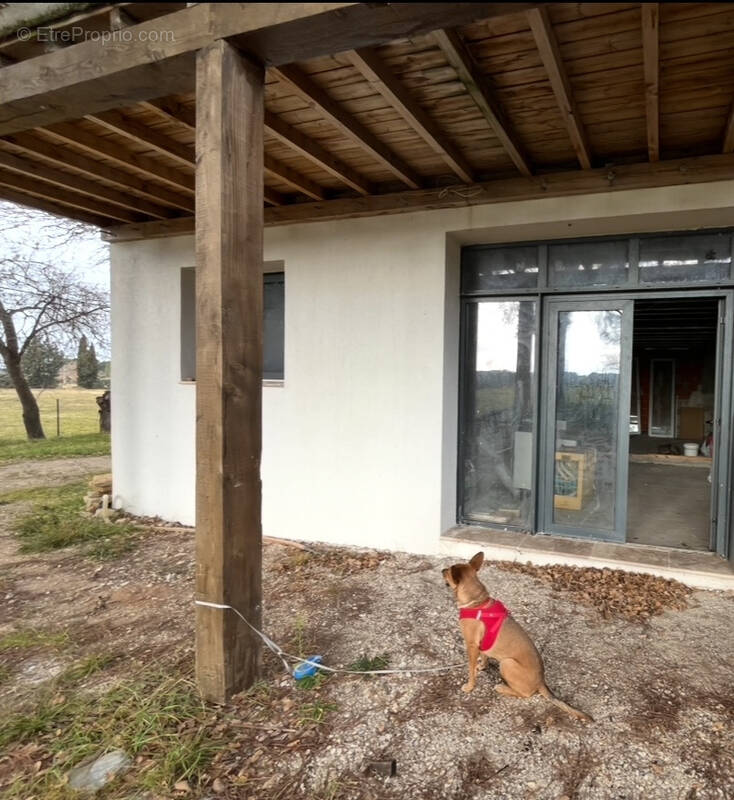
[195,600,464,677]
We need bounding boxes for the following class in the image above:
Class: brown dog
[442,552,592,722]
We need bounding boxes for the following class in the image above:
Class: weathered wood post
[195,39,264,703]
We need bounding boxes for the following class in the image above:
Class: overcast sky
[1,200,111,356]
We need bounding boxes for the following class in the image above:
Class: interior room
[626,297,719,550]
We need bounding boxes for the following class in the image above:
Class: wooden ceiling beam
[264,187,285,206]
[433,28,531,177]
[140,98,196,131]
[0,131,194,213]
[526,6,592,169]
[102,152,734,240]
[264,110,371,196]
[86,110,195,169]
[0,4,533,135]
[0,185,112,227]
[0,148,173,219]
[723,101,734,153]
[263,154,325,201]
[0,168,142,223]
[347,46,474,183]
[271,64,421,189]
[40,122,195,194]
[642,3,660,162]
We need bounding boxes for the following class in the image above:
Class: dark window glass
[462,246,538,292]
[264,272,285,380]
[181,269,285,381]
[639,233,731,283]
[549,240,628,287]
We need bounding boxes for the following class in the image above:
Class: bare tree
[0,201,109,439]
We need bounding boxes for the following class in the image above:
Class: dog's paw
[461,682,475,694]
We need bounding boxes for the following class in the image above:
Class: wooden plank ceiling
[1,2,734,231]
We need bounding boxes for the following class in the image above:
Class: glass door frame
[457,295,541,531]
[538,297,634,543]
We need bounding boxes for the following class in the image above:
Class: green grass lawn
[0,388,110,463]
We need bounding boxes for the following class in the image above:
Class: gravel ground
[258,547,734,800]
[1,503,732,799]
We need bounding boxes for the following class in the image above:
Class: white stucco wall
[110,180,734,553]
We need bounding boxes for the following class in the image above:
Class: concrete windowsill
[441,525,734,590]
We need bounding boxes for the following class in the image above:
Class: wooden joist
[0,168,141,223]
[263,154,324,201]
[271,63,421,189]
[140,98,196,131]
[0,132,194,212]
[102,151,734,241]
[86,110,195,169]
[641,3,660,162]
[433,29,531,177]
[0,3,531,135]
[264,111,371,196]
[526,6,592,169]
[0,148,173,219]
[0,185,112,227]
[40,122,195,193]
[195,39,264,703]
[347,47,474,183]
[724,101,734,154]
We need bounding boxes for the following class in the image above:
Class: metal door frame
[539,297,634,543]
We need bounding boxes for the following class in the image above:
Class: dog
[442,551,592,722]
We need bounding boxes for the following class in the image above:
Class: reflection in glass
[462,246,539,292]
[639,233,731,283]
[549,240,628,287]
[462,300,536,527]
[553,310,622,530]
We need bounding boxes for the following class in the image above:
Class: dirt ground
[0,454,110,492]
[1,457,733,799]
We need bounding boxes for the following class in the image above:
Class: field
[0,388,110,463]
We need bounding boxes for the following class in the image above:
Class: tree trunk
[4,352,45,439]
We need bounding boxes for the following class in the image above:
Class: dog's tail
[538,684,593,723]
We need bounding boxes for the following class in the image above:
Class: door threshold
[441,526,733,591]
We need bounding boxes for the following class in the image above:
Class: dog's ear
[469,552,484,571]
[450,565,463,585]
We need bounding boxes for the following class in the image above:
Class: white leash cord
[195,600,464,677]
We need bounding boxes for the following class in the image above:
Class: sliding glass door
[540,299,634,541]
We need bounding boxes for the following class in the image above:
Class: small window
[639,233,731,283]
[462,245,539,292]
[549,239,628,287]
[180,267,284,382]
[263,272,284,380]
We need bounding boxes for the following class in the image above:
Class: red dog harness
[459,600,509,651]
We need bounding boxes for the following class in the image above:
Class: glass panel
[462,246,539,292]
[649,359,675,437]
[553,309,622,530]
[639,233,731,283]
[549,240,628,287]
[462,300,537,527]
[264,273,285,379]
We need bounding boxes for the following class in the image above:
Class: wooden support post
[195,40,264,703]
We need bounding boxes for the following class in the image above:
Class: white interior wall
[110,180,734,553]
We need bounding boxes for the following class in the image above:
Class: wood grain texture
[526,6,593,169]
[0,184,113,226]
[347,47,474,182]
[194,40,264,703]
[641,4,660,161]
[433,28,532,176]
[272,63,422,189]
[102,151,734,240]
